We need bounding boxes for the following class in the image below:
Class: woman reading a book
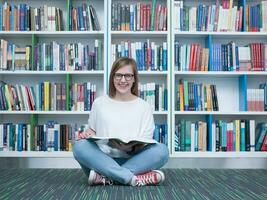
[73,57,169,186]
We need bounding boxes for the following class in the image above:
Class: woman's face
[113,65,135,95]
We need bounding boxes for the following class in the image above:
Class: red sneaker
[132,170,165,186]
[88,170,113,186]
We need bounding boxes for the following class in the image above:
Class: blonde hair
[108,57,139,97]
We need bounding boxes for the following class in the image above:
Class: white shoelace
[134,173,157,186]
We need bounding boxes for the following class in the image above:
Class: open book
[88,136,157,144]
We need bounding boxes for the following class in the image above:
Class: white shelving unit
[0,0,266,168]
[170,0,267,163]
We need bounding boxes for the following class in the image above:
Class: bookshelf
[0,0,267,168]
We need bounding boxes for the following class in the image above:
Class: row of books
[0,3,64,31]
[174,120,267,152]
[0,122,167,152]
[153,124,168,145]
[111,41,167,71]
[111,1,167,31]
[138,83,167,111]
[246,2,267,32]
[69,3,100,31]
[213,120,267,152]
[0,39,31,71]
[176,80,219,111]
[175,120,207,151]
[247,83,267,111]
[0,81,96,111]
[0,122,75,152]
[174,41,267,72]
[34,40,103,71]
[0,39,103,71]
[174,42,209,71]
[173,0,244,32]
[211,43,267,72]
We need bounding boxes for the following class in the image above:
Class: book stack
[34,40,103,71]
[138,82,167,111]
[70,82,96,111]
[176,79,219,111]
[0,2,64,31]
[69,3,101,31]
[111,0,167,31]
[175,120,207,152]
[111,40,167,71]
[245,1,267,32]
[212,120,267,152]
[211,42,267,71]
[0,121,77,152]
[247,82,267,111]
[0,39,31,71]
[174,41,209,71]
[173,0,244,32]
[0,81,96,111]
[153,123,168,145]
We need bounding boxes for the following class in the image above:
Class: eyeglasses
[114,73,134,81]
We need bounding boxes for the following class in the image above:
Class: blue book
[54,130,58,151]
[153,124,160,142]
[222,122,227,151]
[140,43,144,70]
[18,124,23,151]
[151,47,155,70]
[240,121,246,151]
[163,43,167,71]
[130,5,134,31]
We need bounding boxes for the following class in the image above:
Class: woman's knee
[153,143,169,164]
[72,139,94,159]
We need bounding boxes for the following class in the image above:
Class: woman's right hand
[77,128,96,140]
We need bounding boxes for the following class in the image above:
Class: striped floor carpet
[0,169,266,200]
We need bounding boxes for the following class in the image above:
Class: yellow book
[179,82,184,111]
[4,84,12,111]
[44,81,49,111]
[235,120,240,151]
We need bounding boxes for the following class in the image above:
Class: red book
[261,134,267,151]
[189,44,194,71]
[140,4,144,31]
[146,4,151,31]
[163,6,167,31]
[143,4,147,31]
[227,129,231,151]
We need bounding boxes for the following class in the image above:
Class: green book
[150,0,157,31]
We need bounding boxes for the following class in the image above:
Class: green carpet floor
[0,169,266,200]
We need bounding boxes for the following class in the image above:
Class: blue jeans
[73,139,169,185]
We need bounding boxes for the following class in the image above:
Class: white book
[173,1,181,30]
[137,3,141,31]
[111,44,116,64]
[250,120,255,152]
[131,42,136,61]
[48,7,52,31]
[89,136,157,144]
[231,6,237,32]
[52,7,56,31]
[151,82,155,111]
[44,5,48,31]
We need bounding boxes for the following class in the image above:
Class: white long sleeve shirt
[88,95,156,158]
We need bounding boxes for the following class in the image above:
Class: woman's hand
[76,128,96,140]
